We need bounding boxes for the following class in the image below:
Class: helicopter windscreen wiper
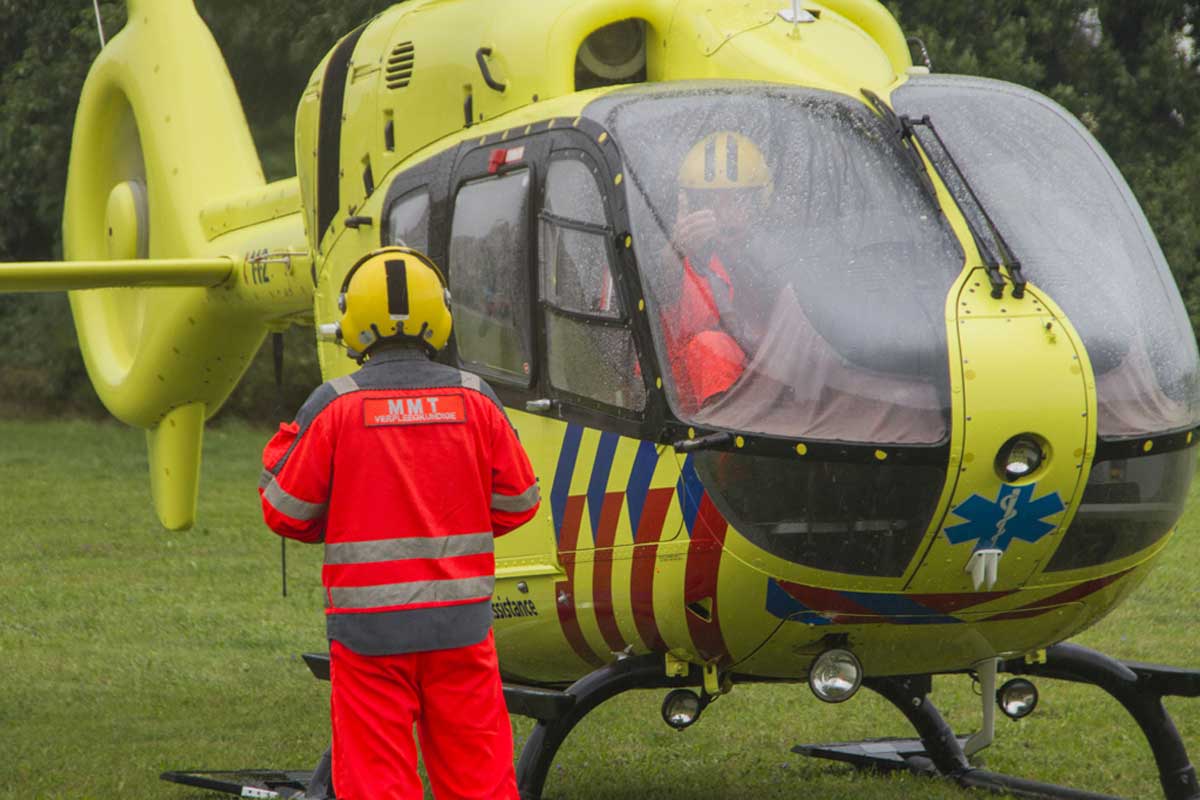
[860,89,941,211]
[901,114,1028,300]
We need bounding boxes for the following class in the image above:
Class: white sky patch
[1176,22,1196,63]
[1078,7,1102,48]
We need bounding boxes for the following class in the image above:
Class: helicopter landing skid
[794,736,1123,800]
[794,643,1200,800]
[159,767,313,798]
[513,654,698,800]
[161,746,334,799]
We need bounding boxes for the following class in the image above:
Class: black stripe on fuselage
[316,24,369,244]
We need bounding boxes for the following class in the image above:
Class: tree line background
[1,1,1197,421]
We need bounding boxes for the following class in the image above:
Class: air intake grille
[386,42,415,89]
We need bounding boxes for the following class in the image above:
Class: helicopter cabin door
[441,134,552,570]
[442,122,687,665]
[532,135,686,663]
[443,121,688,665]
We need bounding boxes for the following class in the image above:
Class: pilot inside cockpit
[660,130,777,410]
[615,88,961,446]
[656,126,943,444]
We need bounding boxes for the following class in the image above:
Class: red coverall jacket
[662,254,747,411]
[259,347,540,655]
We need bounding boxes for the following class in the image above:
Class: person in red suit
[259,247,540,799]
[660,131,775,411]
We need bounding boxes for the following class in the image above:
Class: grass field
[1,418,1196,799]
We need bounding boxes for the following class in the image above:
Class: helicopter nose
[908,277,1088,593]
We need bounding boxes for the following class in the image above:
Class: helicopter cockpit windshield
[586,84,964,445]
[893,75,1200,439]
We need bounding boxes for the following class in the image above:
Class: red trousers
[329,631,519,800]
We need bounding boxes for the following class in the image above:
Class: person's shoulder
[423,363,505,412]
[293,373,363,427]
[457,370,506,414]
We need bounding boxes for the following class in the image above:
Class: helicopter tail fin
[19,0,311,530]
[147,403,207,531]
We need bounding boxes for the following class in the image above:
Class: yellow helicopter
[3,0,1199,798]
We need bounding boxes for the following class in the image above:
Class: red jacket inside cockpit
[661,253,749,411]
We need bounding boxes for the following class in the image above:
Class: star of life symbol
[943,484,1065,590]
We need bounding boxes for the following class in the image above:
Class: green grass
[1,419,1196,799]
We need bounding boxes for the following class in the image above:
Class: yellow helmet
[336,247,452,361]
[679,131,772,192]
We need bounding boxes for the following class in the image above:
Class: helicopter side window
[384,188,430,252]
[448,169,533,385]
[539,154,646,411]
[1045,448,1196,572]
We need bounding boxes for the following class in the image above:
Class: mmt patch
[363,393,466,427]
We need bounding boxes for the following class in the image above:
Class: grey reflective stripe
[268,373,362,478]
[324,532,493,565]
[330,575,495,609]
[263,478,327,521]
[491,482,540,513]
[460,371,482,392]
[330,374,360,394]
[258,468,273,489]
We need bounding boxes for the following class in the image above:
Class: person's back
[263,345,536,655]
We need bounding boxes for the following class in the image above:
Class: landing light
[996,434,1045,482]
[997,678,1039,720]
[808,649,863,703]
[661,689,705,730]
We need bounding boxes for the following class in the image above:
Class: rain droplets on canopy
[895,75,1200,439]
[587,79,1200,444]
[587,83,963,445]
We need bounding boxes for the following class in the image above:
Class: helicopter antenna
[272,331,288,598]
[91,0,107,48]
[907,36,933,71]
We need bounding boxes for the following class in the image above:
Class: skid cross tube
[1004,643,1200,800]
[798,643,1199,800]
[514,655,696,800]
[851,674,1123,800]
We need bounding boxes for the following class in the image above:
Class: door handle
[476,47,507,93]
